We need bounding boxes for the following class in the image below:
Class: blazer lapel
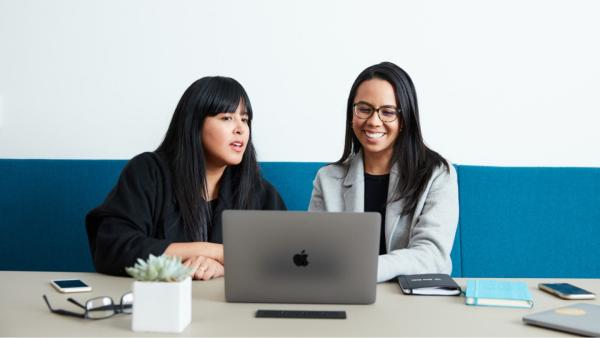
[385,163,403,251]
[342,151,365,212]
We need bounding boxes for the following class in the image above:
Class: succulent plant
[126,254,193,282]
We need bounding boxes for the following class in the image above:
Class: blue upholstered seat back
[456,165,600,278]
[1,159,125,272]
[2,159,597,278]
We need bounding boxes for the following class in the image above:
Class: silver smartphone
[538,283,595,300]
[50,279,92,293]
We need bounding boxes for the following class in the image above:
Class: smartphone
[538,283,595,300]
[50,279,92,293]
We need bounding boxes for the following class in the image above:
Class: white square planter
[131,277,191,333]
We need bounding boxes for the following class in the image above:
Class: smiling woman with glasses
[43,293,133,319]
[309,62,459,283]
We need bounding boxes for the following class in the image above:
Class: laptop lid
[523,303,600,336]
[223,210,380,304]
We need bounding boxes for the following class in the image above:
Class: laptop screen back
[223,210,380,304]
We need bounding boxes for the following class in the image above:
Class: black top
[364,173,390,255]
[208,198,220,229]
[85,152,287,276]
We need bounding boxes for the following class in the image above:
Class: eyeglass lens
[86,297,115,319]
[84,293,133,319]
[121,293,133,314]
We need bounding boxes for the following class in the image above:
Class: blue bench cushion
[259,162,325,211]
[457,166,600,278]
[1,160,125,272]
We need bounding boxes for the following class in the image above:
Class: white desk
[1,271,598,336]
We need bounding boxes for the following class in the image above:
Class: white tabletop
[1,271,599,336]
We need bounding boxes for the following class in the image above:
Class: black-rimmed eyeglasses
[43,293,133,319]
[353,101,401,123]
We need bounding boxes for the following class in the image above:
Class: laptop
[523,303,600,336]
[222,210,380,304]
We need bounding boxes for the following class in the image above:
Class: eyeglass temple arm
[42,295,85,318]
[67,297,86,309]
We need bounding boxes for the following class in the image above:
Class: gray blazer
[308,151,459,282]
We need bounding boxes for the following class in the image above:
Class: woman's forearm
[164,242,224,264]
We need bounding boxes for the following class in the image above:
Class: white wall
[1,0,599,166]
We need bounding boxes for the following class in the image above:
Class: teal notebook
[466,280,534,308]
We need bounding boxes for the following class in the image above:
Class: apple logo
[293,250,309,267]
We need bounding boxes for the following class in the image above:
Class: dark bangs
[197,77,253,123]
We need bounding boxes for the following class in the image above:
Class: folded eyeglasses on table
[43,292,133,319]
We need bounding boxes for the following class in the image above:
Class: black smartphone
[538,283,595,300]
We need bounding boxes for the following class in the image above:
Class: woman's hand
[183,255,224,281]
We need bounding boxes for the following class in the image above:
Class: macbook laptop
[223,210,380,304]
[523,303,600,336]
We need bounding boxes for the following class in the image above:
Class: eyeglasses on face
[43,292,133,320]
[353,101,400,123]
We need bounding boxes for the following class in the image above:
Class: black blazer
[85,152,286,276]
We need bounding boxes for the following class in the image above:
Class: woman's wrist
[164,242,223,263]
[190,242,223,264]
[208,243,224,264]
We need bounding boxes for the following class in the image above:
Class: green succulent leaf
[125,254,193,282]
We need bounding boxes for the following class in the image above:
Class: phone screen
[545,283,592,295]
[54,280,89,288]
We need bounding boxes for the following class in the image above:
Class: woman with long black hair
[86,76,286,280]
[309,62,458,282]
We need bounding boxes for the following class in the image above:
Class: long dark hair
[156,76,260,241]
[337,62,449,216]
